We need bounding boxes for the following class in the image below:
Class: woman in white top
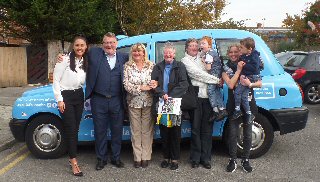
[181,38,219,169]
[53,36,88,177]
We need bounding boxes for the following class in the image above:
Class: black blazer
[85,47,128,99]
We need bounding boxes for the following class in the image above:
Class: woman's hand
[163,94,169,101]
[219,78,224,87]
[149,80,158,89]
[58,101,65,113]
[140,85,152,91]
[240,75,251,87]
[204,63,212,71]
[237,61,245,71]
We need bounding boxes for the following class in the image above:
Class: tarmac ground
[0,85,37,151]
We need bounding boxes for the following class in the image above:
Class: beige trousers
[128,106,154,161]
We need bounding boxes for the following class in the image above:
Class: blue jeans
[208,84,224,109]
[234,75,260,113]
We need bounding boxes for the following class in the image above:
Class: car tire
[25,114,66,159]
[304,84,320,104]
[223,113,274,159]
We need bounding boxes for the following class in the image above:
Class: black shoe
[200,161,211,169]
[111,160,124,168]
[161,160,169,168]
[134,161,141,168]
[170,162,179,170]
[226,158,237,173]
[215,109,228,121]
[241,159,253,173]
[209,112,219,123]
[191,161,199,168]
[141,160,148,168]
[96,159,107,170]
[231,110,243,120]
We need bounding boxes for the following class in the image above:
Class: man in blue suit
[86,32,129,170]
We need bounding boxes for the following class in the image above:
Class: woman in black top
[221,44,262,173]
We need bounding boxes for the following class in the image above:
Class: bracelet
[249,83,253,88]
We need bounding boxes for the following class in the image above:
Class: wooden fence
[0,47,27,87]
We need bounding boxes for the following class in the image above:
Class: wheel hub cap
[33,124,61,152]
[238,121,265,150]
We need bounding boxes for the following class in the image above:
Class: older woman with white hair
[151,42,188,170]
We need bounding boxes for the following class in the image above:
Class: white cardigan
[181,53,219,98]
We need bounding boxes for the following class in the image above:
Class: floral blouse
[123,60,154,108]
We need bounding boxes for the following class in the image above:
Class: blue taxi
[10,29,308,159]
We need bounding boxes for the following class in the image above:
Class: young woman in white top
[53,36,88,176]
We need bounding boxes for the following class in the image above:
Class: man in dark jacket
[86,32,129,170]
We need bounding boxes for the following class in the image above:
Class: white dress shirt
[106,53,116,69]
[53,55,86,102]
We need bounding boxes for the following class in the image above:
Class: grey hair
[104,32,116,38]
[163,42,176,52]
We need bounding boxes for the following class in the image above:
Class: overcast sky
[220,0,317,27]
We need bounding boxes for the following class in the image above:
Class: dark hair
[69,36,88,73]
[185,38,198,51]
[240,37,255,50]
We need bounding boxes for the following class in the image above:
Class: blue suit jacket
[85,47,129,100]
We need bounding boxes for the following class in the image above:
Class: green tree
[303,1,320,46]
[112,0,227,36]
[0,0,118,45]
[282,1,320,49]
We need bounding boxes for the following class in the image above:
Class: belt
[62,87,82,92]
[93,92,113,99]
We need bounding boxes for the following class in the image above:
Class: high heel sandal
[69,160,84,177]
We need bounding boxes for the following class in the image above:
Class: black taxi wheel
[25,114,66,159]
[237,113,274,158]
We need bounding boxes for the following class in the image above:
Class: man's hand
[58,101,65,113]
[57,53,64,63]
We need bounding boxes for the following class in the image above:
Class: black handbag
[181,75,198,111]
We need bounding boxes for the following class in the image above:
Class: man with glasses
[86,32,129,170]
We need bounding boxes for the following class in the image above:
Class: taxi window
[215,39,241,63]
[117,46,131,54]
[155,41,186,63]
[118,43,147,55]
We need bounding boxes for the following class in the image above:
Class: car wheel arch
[24,112,61,136]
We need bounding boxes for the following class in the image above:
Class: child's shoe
[215,109,228,121]
[231,110,243,120]
[208,112,219,123]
